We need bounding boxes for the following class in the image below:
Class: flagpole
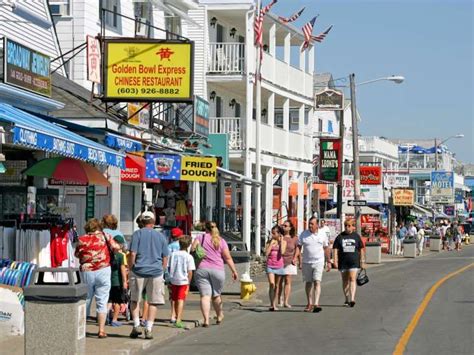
[254,0,262,256]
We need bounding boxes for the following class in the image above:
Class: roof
[314,73,335,90]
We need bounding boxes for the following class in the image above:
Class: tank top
[267,243,283,269]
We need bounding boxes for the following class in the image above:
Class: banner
[146,153,181,181]
[319,139,342,182]
[86,35,101,83]
[104,40,193,101]
[383,174,409,188]
[127,103,150,129]
[431,171,454,204]
[393,188,414,206]
[360,166,382,185]
[342,176,384,203]
[181,156,217,182]
[4,38,51,97]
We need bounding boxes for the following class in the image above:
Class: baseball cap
[171,227,184,238]
[140,211,155,221]
[113,235,126,245]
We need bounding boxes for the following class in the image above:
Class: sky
[273,0,473,163]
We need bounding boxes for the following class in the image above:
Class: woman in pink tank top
[265,225,287,311]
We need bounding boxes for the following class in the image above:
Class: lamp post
[434,134,464,171]
[350,74,405,235]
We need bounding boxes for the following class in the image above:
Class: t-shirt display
[332,231,364,270]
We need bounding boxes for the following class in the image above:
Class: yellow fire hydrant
[240,273,256,300]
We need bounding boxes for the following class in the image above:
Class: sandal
[98,331,107,339]
[304,305,313,312]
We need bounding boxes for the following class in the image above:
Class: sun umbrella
[23,157,110,186]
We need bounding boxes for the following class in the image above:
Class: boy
[168,227,184,323]
[107,234,128,327]
[168,235,195,329]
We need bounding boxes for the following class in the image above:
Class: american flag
[301,16,318,52]
[311,25,333,43]
[254,0,277,47]
[278,7,305,24]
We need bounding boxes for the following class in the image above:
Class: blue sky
[273,0,473,163]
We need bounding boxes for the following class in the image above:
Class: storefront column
[109,166,121,228]
[242,173,252,252]
[307,178,313,229]
[231,182,238,231]
[192,182,200,225]
[297,172,304,235]
[281,170,289,222]
[205,182,214,221]
[219,180,226,231]
[264,167,273,237]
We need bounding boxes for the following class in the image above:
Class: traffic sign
[348,200,367,207]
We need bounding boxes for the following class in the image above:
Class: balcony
[209,117,243,150]
[207,43,245,75]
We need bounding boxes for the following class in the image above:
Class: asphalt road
[148,246,474,355]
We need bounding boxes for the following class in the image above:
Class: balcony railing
[208,43,245,75]
[209,117,243,150]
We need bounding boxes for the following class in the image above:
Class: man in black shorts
[332,219,366,307]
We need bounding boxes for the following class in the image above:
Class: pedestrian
[416,224,425,256]
[191,221,238,327]
[129,211,169,340]
[277,220,299,308]
[167,227,184,324]
[75,218,121,339]
[297,216,331,313]
[332,219,366,307]
[441,222,449,250]
[396,222,407,255]
[265,225,287,311]
[106,234,128,327]
[102,214,126,248]
[453,223,462,251]
[407,222,417,239]
[168,235,195,329]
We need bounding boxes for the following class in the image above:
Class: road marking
[393,262,474,355]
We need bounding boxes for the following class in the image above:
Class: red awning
[289,182,308,197]
[121,154,160,183]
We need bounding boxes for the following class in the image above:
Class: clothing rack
[0,220,18,228]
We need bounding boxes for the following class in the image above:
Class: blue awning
[0,103,125,168]
[105,132,143,152]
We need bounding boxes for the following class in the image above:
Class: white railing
[208,43,245,74]
[209,117,243,150]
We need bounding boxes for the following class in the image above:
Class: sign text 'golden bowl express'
[105,41,192,101]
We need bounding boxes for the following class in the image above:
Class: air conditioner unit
[135,18,150,37]
[50,4,68,16]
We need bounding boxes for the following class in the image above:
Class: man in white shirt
[408,222,417,239]
[298,217,331,313]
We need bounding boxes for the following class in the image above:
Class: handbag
[356,268,369,286]
[191,234,207,267]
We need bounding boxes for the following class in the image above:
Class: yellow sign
[393,188,414,206]
[104,40,193,101]
[127,103,150,128]
[181,156,217,182]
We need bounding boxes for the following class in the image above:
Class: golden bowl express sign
[104,40,193,102]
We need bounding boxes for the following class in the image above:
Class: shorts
[266,266,286,275]
[170,284,189,301]
[194,268,225,297]
[283,264,298,275]
[302,262,324,282]
[108,286,128,304]
[130,272,165,305]
[340,268,359,273]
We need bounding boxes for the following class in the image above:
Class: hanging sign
[181,156,217,182]
[103,39,193,102]
[194,96,210,137]
[383,174,409,188]
[393,188,414,206]
[360,166,382,185]
[4,38,51,97]
[319,139,342,182]
[431,171,454,204]
[86,35,101,84]
[443,205,455,216]
[127,103,150,129]
[315,89,344,111]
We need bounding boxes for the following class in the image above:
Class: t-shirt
[75,231,121,272]
[298,229,328,264]
[282,236,298,267]
[168,240,180,254]
[408,226,417,237]
[197,233,229,270]
[130,227,169,277]
[398,227,407,239]
[417,229,425,241]
[111,252,125,287]
[169,250,196,285]
[332,232,364,270]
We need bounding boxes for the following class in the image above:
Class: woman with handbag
[191,221,238,327]
[75,218,121,338]
[332,219,366,308]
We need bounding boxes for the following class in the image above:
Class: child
[168,235,195,329]
[168,227,184,323]
[107,235,128,327]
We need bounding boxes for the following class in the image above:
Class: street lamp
[434,134,464,170]
[350,74,405,235]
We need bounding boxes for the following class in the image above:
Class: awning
[105,133,143,152]
[217,167,263,186]
[324,203,381,216]
[121,154,160,183]
[289,182,308,196]
[411,203,433,217]
[313,183,331,199]
[154,1,201,28]
[0,103,125,168]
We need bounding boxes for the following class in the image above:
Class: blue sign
[194,96,209,137]
[431,171,454,204]
[13,127,125,169]
[454,189,463,203]
[105,133,142,152]
[146,153,181,180]
[443,205,455,216]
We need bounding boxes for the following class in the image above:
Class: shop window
[120,185,135,223]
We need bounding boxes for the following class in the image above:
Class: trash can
[365,241,381,264]
[23,268,87,355]
[403,239,417,258]
[225,241,251,293]
[430,236,441,252]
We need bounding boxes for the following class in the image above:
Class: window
[49,0,70,16]
[318,118,323,132]
[100,0,119,29]
[274,110,283,128]
[166,13,182,39]
[328,121,333,133]
[134,2,153,37]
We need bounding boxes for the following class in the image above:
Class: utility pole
[336,108,344,230]
[350,73,362,235]
[434,137,438,171]
[254,0,262,256]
